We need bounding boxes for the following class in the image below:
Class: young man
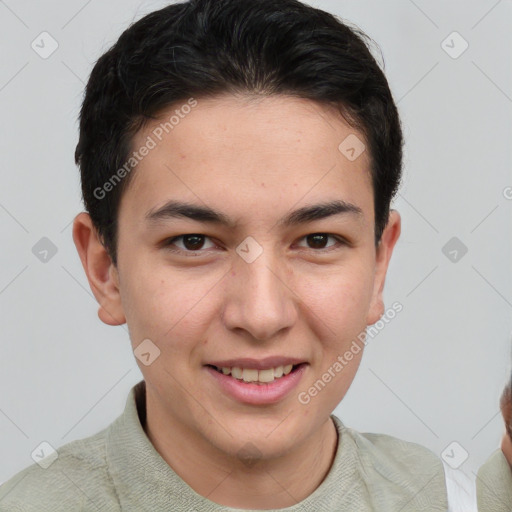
[476,380,512,511]
[0,0,451,510]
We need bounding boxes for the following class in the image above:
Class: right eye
[162,234,218,255]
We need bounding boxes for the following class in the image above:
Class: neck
[144,393,339,509]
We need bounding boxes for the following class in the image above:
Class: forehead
[121,94,374,227]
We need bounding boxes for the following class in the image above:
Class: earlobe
[72,212,126,326]
[366,210,401,326]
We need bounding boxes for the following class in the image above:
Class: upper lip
[205,356,307,370]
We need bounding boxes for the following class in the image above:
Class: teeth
[231,367,243,379]
[258,368,275,383]
[243,368,258,382]
[216,364,298,383]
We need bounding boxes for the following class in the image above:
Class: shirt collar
[105,380,360,511]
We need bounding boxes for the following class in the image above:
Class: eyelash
[161,233,348,256]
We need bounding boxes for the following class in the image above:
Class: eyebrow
[145,199,364,229]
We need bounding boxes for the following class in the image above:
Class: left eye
[162,233,346,254]
[296,233,345,250]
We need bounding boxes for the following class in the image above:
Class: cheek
[118,262,172,342]
[296,264,374,330]
[122,266,219,350]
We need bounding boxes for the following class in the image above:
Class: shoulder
[339,419,444,472]
[331,415,448,510]
[0,427,120,512]
[477,447,512,480]
[476,448,512,511]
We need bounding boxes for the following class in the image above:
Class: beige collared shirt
[0,380,448,511]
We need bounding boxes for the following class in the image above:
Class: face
[74,94,400,462]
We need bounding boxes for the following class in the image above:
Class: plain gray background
[1,0,511,489]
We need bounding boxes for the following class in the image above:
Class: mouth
[205,363,306,385]
[204,361,308,404]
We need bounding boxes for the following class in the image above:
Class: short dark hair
[75,0,403,267]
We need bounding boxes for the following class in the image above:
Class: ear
[366,209,401,326]
[72,212,126,326]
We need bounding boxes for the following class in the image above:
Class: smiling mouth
[206,363,304,385]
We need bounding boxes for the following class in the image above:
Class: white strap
[443,461,478,512]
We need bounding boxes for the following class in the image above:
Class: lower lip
[204,364,307,405]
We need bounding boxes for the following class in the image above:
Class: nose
[221,248,297,342]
